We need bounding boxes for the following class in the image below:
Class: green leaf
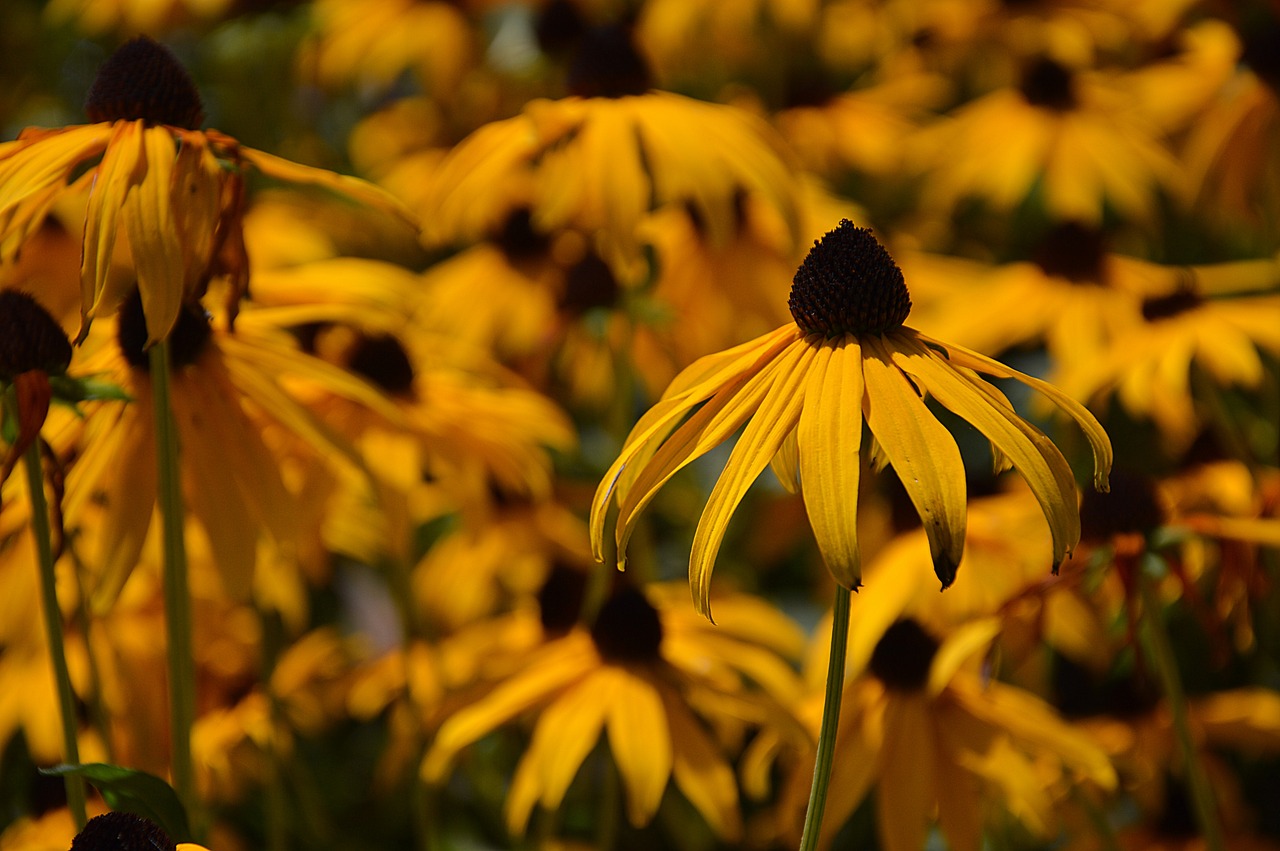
[41,763,191,842]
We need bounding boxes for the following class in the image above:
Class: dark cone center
[559,251,620,314]
[788,220,911,337]
[85,36,205,129]
[1019,57,1077,111]
[868,618,940,691]
[0,291,72,380]
[1031,221,1107,283]
[537,562,588,638]
[590,584,663,663]
[1141,289,1202,322]
[70,812,177,851]
[497,208,552,262]
[346,333,416,397]
[117,289,212,371]
[566,24,653,98]
[1079,469,1165,544]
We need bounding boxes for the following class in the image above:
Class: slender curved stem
[148,342,197,825]
[799,585,852,851]
[24,440,87,829]
[1137,558,1225,851]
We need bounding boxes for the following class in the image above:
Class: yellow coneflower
[422,577,806,842]
[0,36,412,345]
[592,220,1112,618]
[420,23,801,285]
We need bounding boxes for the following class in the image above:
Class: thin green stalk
[799,585,852,851]
[148,342,197,826]
[1137,559,1225,851]
[24,441,87,829]
[69,545,114,763]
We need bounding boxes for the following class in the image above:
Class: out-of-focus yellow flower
[0,37,412,344]
[1059,259,1280,453]
[592,221,1111,618]
[422,580,805,842]
[50,286,398,612]
[910,54,1182,224]
[44,0,235,35]
[420,24,801,284]
[758,616,1116,851]
[298,0,475,96]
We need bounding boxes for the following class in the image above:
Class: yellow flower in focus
[422,579,806,842]
[592,220,1112,618]
[0,37,412,345]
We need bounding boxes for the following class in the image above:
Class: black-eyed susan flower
[421,579,806,842]
[420,23,801,285]
[1058,259,1280,454]
[68,811,211,851]
[766,616,1117,851]
[909,53,1182,224]
[592,220,1112,618]
[0,36,412,345]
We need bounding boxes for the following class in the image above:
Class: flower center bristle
[71,812,176,851]
[590,584,663,663]
[345,333,416,397]
[84,36,205,129]
[868,618,940,691]
[1019,56,1077,111]
[565,24,653,98]
[534,0,588,60]
[117,289,212,370]
[788,220,912,337]
[1080,470,1165,543]
[1032,221,1107,283]
[0,291,72,380]
[537,562,588,637]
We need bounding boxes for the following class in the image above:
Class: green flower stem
[799,585,852,851]
[23,441,87,830]
[148,342,198,827]
[1137,559,1225,851]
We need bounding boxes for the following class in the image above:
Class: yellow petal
[690,341,812,619]
[928,331,1113,492]
[876,693,934,851]
[662,683,743,840]
[863,334,967,588]
[124,126,185,346]
[926,618,1001,697]
[421,639,593,782]
[606,667,673,827]
[80,121,144,341]
[893,335,1081,568]
[239,146,420,232]
[798,336,865,589]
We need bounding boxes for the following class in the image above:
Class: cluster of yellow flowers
[1,1,1279,850]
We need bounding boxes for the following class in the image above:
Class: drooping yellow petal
[125,126,185,345]
[662,682,743,841]
[0,125,111,256]
[613,342,792,567]
[862,334,967,588]
[931,714,985,851]
[590,325,797,562]
[606,667,673,827]
[926,618,1001,697]
[798,336,865,590]
[892,335,1081,568]
[87,401,158,613]
[876,693,935,851]
[80,120,144,341]
[769,427,801,493]
[238,146,420,232]
[929,331,1113,492]
[689,341,812,619]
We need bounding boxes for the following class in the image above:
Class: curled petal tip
[934,555,959,591]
